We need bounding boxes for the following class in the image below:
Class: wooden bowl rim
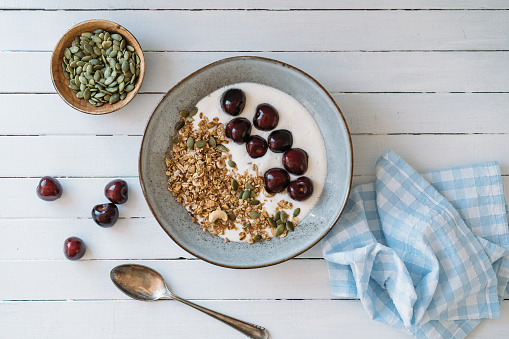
[50,19,145,115]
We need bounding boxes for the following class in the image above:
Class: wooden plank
[2,52,508,93]
[2,0,509,10]
[0,259,332,300]
[2,93,509,135]
[1,135,509,177]
[1,11,508,51]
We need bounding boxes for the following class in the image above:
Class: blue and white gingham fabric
[322,150,509,339]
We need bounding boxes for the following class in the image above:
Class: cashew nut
[209,210,228,223]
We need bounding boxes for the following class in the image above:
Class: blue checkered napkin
[322,150,509,339]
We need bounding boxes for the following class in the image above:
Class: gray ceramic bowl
[139,56,352,269]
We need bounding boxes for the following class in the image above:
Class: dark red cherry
[36,176,63,201]
[225,117,252,144]
[282,148,308,175]
[264,168,290,193]
[253,104,279,131]
[221,88,246,116]
[246,136,268,158]
[105,179,128,204]
[288,177,314,201]
[92,203,119,228]
[268,130,293,153]
[63,237,86,261]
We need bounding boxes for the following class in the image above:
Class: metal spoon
[110,264,269,339]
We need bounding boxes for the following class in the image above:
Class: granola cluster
[165,113,293,244]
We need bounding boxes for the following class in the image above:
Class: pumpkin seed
[276,220,284,225]
[179,110,189,117]
[245,183,255,190]
[127,45,135,52]
[76,91,84,98]
[111,33,122,41]
[175,120,185,131]
[106,86,118,93]
[83,88,91,100]
[248,211,260,219]
[109,93,120,104]
[268,218,277,227]
[276,224,285,236]
[227,211,235,221]
[93,28,103,34]
[186,137,194,149]
[249,199,260,206]
[274,211,281,221]
[118,82,125,92]
[208,136,216,147]
[253,234,262,242]
[280,211,288,223]
[120,92,126,100]
[242,223,251,229]
[82,32,93,38]
[250,190,256,198]
[195,140,207,148]
[122,60,129,73]
[237,191,243,199]
[293,208,301,217]
[241,190,250,200]
[217,145,229,152]
[70,46,79,53]
[64,48,71,59]
[228,160,237,168]
[231,179,238,191]
[125,84,134,92]
[173,136,179,144]
[286,221,294,232]
[104,77,114,85]
[189,107,198,117]
[102,40,112,49]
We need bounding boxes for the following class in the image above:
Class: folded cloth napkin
[322,150,509,339]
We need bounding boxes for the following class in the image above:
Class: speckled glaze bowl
[139,56,352,269]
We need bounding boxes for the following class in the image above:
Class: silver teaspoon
[110,264,269,339]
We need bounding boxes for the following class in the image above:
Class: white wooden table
[1,1,508,338]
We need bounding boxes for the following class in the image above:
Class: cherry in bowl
[225,117,252,144]
[105,179,128,204]
[282,148,308,175]
[253,104,279,131]
[268,130,293,153]
[288,176,313,201]
[92,203,119,228]
[36,176,63,201]
[220,88,246,116]
[63,236,86,261]
[264,168,290,194]
[246,136,268,159]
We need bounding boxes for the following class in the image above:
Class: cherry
[264,168,290,193]
[253,104,279,131]
[225,117,252,144]
[63,237,86,261]
[288,177,314,201]
[246,136,268,158]
[36,176,63,201]
[105,179,128,204]
[92,203,119,228]
[282,148,308,175]
[220,88,246,116]
[268,130,293,153]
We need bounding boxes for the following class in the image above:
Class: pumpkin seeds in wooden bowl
[51,20,145,115]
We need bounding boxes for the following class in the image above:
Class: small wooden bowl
[51,19,145,115]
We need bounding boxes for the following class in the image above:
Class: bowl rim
[139,55,353,269]
[50,19,145,115]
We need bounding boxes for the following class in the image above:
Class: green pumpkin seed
[276,224,285,236]
[106,86,118,93]
[179,110,189,117]
[253,234,262,242]
[109,93,120,104]
[122,60,129,73]
[250,190,256,198]
[280,211,288,223]
[83,44,93,54]
[125,84,134,92]
[102,40,112,49]
[217,145,229,152]
[175,120,185,131]
[188,107,198,117]
[186,137,194,149]
[242,223,251,229]
[120,92,126,100]
[69,60,78,67]
[293,208,301,218]
[268,218,276,227]
[64,48,71,59]
[227,211,235,221]
[88,99,96,105]
[274,211,281,221]
[231,179,238,191]
[118,82,125,92]
[208,136,216,147]
[63,71,70,79]
[245,183,255,190]
[249,199,260,206]
[76,91,84,98]
[241,190,250,200]
[86,64,93,75]
[237,191,243,199]
[70,46,79,53]
[195,140,207,148]
[82,32,93,38]
[104,77,114,86]
[286,221,294,232]
[111,33,122,41]
[93,28,103,34]
[248,211,260,219]
[228,160,237,168]
[173,136,179,144]
[83,88,91,100]
[127,45,135,52]
[276,220,284,225]
[82,56,92,62]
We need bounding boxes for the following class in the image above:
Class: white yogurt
[194,82,327,241]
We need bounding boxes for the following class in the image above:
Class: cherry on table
[264,168,290,193]
[253,104,279,131]
[282,148,308,175]
[92,203,119,228]
[63,236,86,261]
[36,176,63,201]
[220,88,246,116]
[268,130,293,153]
[225,117,252,144]
[288,176,314,201]
[105,179,128,204]
[246,136,268,158]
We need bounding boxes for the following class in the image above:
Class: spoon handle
[170,293,269,339]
